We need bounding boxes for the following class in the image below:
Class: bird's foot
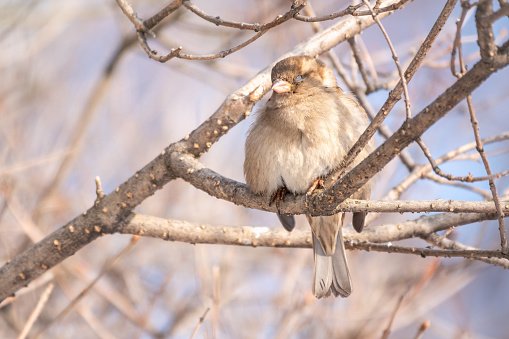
[305,178,325,206]
[270,187,288,215]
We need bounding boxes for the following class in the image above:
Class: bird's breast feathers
[245,97,350,195]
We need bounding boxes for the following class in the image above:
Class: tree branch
[324,0,459,187]
[313,50,509,216]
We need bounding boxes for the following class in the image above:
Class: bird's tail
[308,215,352,298]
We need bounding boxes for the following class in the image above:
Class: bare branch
[182,0,292,31]
[414,321,430,339]
[422,233,509,268]
[113,212,504,248]
[18,283,55,339]
[115,0,155,36]
[380,288,409,339]
[416,137,509,182]
[135,2,305,62]
[476,0,509,67]
[315,43,508,217]
[467,96,507,253]
[479,2,509,23]
[362,0,412,119]
[422,173,493,199]
[353,241,508,266]
[348,36,375,92]
[353,0,412,16]
[294,3,364,22]
[143,0,183,30]
[450,1,471,77]
[34,236,139,338]
[190,308,210,339]
[325,0,458,187]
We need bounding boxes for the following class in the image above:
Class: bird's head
[270,56,338,95]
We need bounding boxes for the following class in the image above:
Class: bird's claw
[270,187,288,215]
[305,178,325,207]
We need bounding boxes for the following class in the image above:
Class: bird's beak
[271,79,292,94]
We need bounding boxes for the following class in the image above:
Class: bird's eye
[294,75,304,83]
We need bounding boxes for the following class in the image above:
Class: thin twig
[459,1,508,253]
[294,3,364,22]
[450,1,471,77]
[17,283,55,339]
[422,233,509,267]
[143,0,183,30]
[348,37,375,92]
[353,0,411,16]
[353,241,509,262]
[357,36,380,88]
[190,308,210,339]
[467,99,507,253]
[414,321,430,339]
[362,0,411,119]
[135,3,305,62]
[301,3,355,90]
[115,0,155,36]
[356,80,416,170]
[367,133,509,223]
[182,0,291,31]
[416,137,509,182]
[380,287,409,339]
[422,173,493,200]
[34,236,140,338]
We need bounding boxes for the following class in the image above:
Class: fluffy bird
[244,56,374,298]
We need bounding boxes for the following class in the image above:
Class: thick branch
[117,212,504,247]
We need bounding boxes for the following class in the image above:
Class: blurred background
[1,0,508,338]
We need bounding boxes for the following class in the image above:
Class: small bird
[244,55,374,298]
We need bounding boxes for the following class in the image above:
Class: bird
[244,55,374,298]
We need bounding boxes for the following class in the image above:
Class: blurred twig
[380,287,409,339]
[414,321,430,339]
[190,307,210,339]
[17,283,54,339]
[34,236,139,338]
[32,35,135,222]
